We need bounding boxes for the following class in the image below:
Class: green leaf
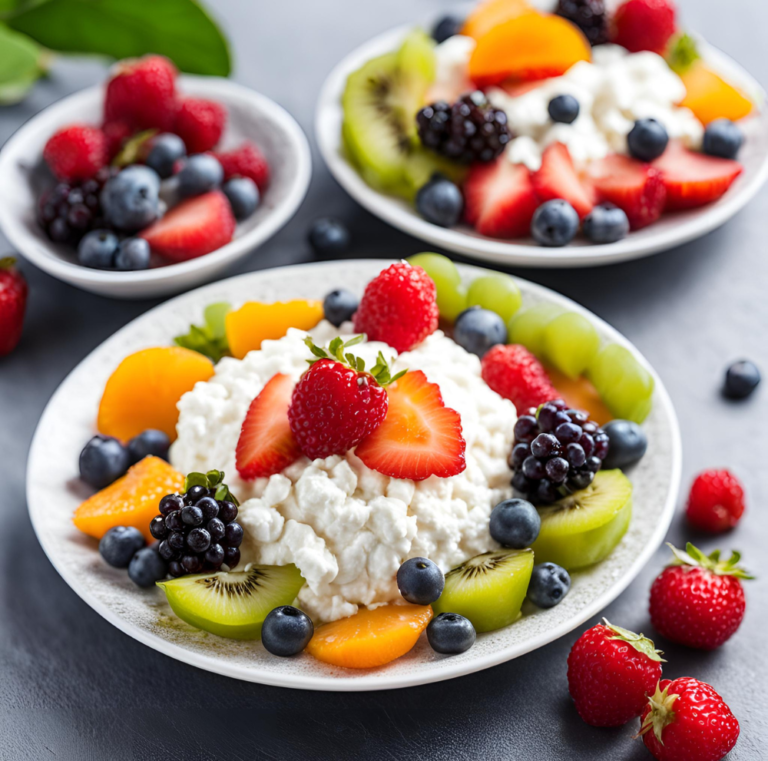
[184,472,208,491]
[0,22,47,104]
[204,302,230,341]
[666,32,700,75]
[7,0,231,76]
[113,128,156,167]
[174,301,231,363]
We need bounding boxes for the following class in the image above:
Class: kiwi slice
[157,564,305,640]
[432,549,534,633]
[531,470,633,571]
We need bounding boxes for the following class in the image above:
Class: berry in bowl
[0,55,310,299]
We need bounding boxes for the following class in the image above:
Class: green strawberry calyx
[666,542,754,580]
[0,256,17,270]
[184,469,240,506]
[603,619,665,663]
[304,335,406,387]
[638,681,678,743]
[666,32,701,75]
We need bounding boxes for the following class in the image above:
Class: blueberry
[149,515,168,540]
[323,288,359,327]
[127,429,170,464]
[218,501,238,523]
[222,177,259,220]
[186,485,207,504]
[128,547,168,587]
[204,543,225,568]
[114,237,150,271]
[177,154,223,197]
[627,118,669,162]
[489,498,541,548]
[168,560,184,577]
[99,526,145,568]
[167,531,185,551]
[602,420,648,469]
[453,307,508,358]
[186,528,211,553]
[527,562,570,608]
[181,505,204,526]
[582,203,630,244]
[145,133,186,179]
[224,522,244,548]
[197,496,219,521]
[159,494,184,515]
[531,200,579,247]
[308,217,350,254]
[180,554,202,574]
[261,605,314,657]
[207,517,226,543]
[415,175,464,227]
[703,119,744,160]
[101,166,161,232]
[548,94,580,124]
[77,229,119,269]
[397,557,445,605]
[723,360,761,399]
[165,510,183,532]
[431,15,464,43]
[223,546,241,568]
[427,612,476,654]
[79,435,129,488]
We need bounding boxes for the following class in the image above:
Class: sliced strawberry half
[140,190,236,262]
[532,142,596,219]
[355,370,466,481]
[586,154,667,230]
[652,140,743,210]
[236,373,302,480]
[464,159,539,238]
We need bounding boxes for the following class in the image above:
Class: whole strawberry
[481,344,558,414]
[214,141,270,191]
[174,97,227,153]
[0,257,28,357]
[288,335,404,460]
[353,262,439,353]
[567,619,664,726]
[639,677,739,761]
[611,0,677,55]
[686,468,745,532]
[43,124,108,182]
[649,543,752,650]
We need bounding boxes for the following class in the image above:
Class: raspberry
[611,0,677,55]
[104,55,178,131]
[685,468,745,532]
[214,141,270,191]
[481,344,558,414]
[352,262,438,353]
[102,120,133,160]
[174,97,227,153]
[42,124,108,183]
[556,0,608,46]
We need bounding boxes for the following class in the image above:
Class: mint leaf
[174,301,231,362]
[0,22,47,104]
[204,302,230,341]
[7,0,231,76]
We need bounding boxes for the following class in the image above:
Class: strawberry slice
[140,190,236,262]
[236,373,302,480]
[464,159,539,238]
[532,142,596,219]
[586,154,667,230]
[652,140,743,210]
[355,370,466,481]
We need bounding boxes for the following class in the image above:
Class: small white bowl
[0,76,311,299]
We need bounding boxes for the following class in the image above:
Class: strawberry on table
[567,619,664,727]
[0,257,28,357]
[639,677,739,761]
[686,468,745,532]
[531,143,595,219]
[611,0,677,55]
[174,97,227,153]
[43,125,108,183]
[214,141,271,192]
[649,543,752,650]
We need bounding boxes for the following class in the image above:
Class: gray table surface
[1,1,766,758]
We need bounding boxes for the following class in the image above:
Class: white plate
[316,27,768,268]
[0,76,311,299]
[27,260,681,690]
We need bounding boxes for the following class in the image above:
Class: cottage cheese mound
[171,322,516,622]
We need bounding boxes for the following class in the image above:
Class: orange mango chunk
[307,603,433,669]
[679,61,753,125]
[97,347,214,443]
[74,456,184,541]
[546,366,613,427]
[462,0,531,40]
[225,300,324,359]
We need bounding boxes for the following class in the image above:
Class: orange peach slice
[462,0,531,41]
[679,60,753,125]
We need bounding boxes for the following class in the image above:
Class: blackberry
[555,0,608,46]
[509,400,609,505]
[150,470,244,578]
[416,91,511,164]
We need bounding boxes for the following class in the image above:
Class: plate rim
[26,259,682,691]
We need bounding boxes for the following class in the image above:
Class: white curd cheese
[171,322,516,622]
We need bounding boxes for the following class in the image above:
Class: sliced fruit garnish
[236,373,302,480]
[588,343,654,424]
[225,299,324,359]
[464,159,539,238]
[74,456,184,541]
[355,370,466,481]
[306,602,433,668]
[545,366,613,426]
[157,565,305,640]
[586,154,667,230]
[531,470,632,570]
[97,346,214,442]
[432,549,534,632]
[468,12,591,87]
[462,0,531,40]
[532,143,596,220]
[652,140,742,210]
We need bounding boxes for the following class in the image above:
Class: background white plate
[27,260,681,691]
[316,27,768,268]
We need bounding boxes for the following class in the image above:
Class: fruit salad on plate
[67,257,658,669]
[340,0,757,247]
